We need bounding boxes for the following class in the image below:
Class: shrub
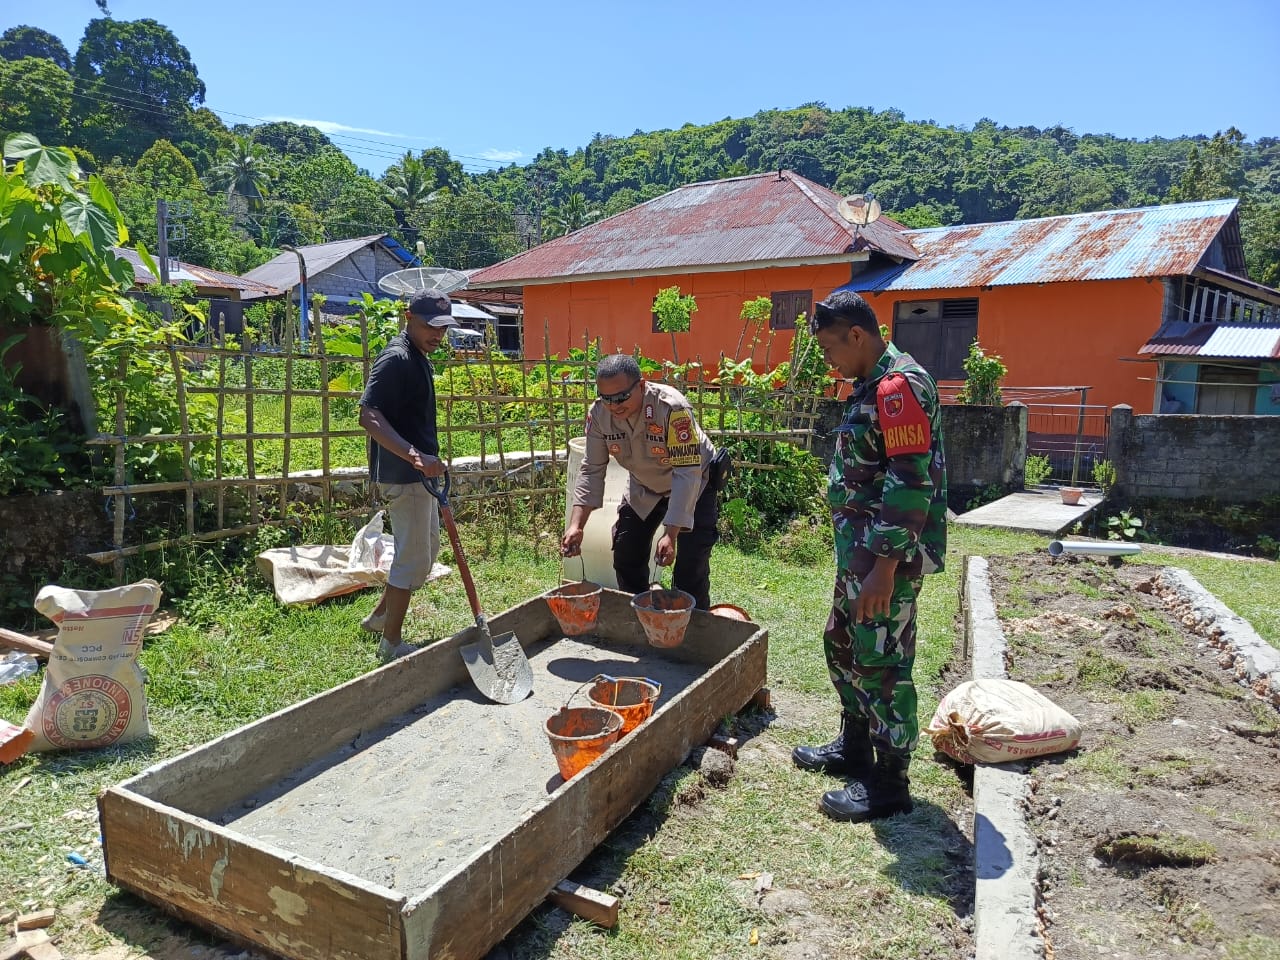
[955,339,1007,405]
[1024,454,1052,488]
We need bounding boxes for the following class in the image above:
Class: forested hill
[2,17,1278,284]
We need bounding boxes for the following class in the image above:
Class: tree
[72,18,206,162]
[245,120,333,158]
[382,151,447,232]
[545,192,599,237]
[414,188,518,270]
[1173,128,1247,202]
[207,136,273,213]
[0,26,71,69]
[0,58,73,145]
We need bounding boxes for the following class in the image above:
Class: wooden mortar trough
[98,589,767,960]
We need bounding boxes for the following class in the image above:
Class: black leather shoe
[792,711,873,777]
[818,750,913,822]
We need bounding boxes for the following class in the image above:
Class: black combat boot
[792,711,873,777]
[818,749,914,822]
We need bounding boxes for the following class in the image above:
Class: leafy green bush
[0,337,92,495]
[720,436,824,530]
[1092,459,1117,495]
[1024,454,1052,487]
[955,339,1007,405]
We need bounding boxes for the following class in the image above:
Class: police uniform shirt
[573,382,715,530]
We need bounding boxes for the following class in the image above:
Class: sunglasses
[598,380,641,405]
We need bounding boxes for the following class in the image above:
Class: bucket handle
[565,673,662,708]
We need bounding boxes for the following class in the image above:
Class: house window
[891,298,979,381]
[770,290,812,330]
[1196,364,1257,415]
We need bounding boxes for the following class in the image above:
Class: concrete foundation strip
[961,557,1280,960]
[962,556,1045,960]
[1150,567,1280,709]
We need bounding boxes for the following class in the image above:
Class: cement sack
[24,579,161,752]
[255,511,450,606]
[255,510,394,606]
[926,678,1081,764]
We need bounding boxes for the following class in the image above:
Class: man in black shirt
[358,292,455,660]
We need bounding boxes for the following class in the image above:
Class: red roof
[469,171,919,287]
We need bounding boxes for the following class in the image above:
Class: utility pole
[156,199,170,285]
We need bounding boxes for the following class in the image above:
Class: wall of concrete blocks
[1106,405,1280,501]
[312,246,408,312]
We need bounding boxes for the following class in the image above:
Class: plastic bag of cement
[926,678,1081,765]
[23,579,161,752]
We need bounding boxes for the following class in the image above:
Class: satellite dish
[378,266,470,298]
[838,194,882,226]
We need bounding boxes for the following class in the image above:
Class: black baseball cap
[407,293,457,328]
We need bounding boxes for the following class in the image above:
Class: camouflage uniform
[826,344,947,754]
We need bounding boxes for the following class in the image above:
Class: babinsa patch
[666,411,701,466]
[876,373,931,457]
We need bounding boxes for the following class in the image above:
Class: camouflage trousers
[823,569,924,753]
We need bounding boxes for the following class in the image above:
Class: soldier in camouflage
[792,289,948,822]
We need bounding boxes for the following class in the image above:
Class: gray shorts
[378,481,441,591]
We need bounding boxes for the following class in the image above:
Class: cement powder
[221,634,707,893]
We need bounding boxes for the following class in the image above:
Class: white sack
[24,579,161,752]
[926,678,1082,764]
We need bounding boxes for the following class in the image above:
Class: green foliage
[71,17,206,163]
[1106,509,1145,541]
[0,26,72,70]
[653,285,697,365]
[0,57,73,146]
[0,337,91,495]
[720,496,764,551]
[719,437,824,529]
[955,339,1007,405]
[965,483,1005,511]
[1024,454,1053,488]
[734,295,773,357]
[1092,458,1117,495]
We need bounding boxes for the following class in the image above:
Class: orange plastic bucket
[709,603,752,622]
[544,706,623,780]
[587,675,661,735]
[545,581,602,636]
[631,587,694,648]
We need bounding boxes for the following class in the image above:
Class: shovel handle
[424,473,483,623]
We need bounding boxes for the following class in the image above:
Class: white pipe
[1048,540,1141,557]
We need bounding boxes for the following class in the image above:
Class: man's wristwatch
[407,445,418,461]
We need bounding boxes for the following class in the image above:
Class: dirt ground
[985,553,1280,960]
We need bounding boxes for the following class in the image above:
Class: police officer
[793,289,948,822]
[562,354,719,609]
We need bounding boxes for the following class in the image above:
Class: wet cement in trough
[217,632,707,893]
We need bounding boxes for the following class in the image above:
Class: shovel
[424,472,533,704]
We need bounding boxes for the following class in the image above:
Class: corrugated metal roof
[886,200,1239,291]
[111,247,279,297]
[469,172,919,287]
[242,234,412,291]
[1139,321,1280,359]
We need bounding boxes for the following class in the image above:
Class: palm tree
[545,192,599,238]
[383,152,447,235]
[207,136,273,215]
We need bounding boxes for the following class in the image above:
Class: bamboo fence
[87,308,829,579]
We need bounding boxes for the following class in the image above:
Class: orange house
[471,175,1271,416]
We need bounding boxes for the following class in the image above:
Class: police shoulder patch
[876,373,931,457]
[666,409,701,466]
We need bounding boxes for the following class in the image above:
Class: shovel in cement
[424,473,533,704]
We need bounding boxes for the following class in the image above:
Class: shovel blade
[460,629,533,704]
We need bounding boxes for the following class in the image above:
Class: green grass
[1,521,1273,958]
[1143,545,1280,650]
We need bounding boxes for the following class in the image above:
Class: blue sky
[14,0,1280,176]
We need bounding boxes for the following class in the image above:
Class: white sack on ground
[926,678,1082,764]
[256,510,449,606]
[24,579,161,752]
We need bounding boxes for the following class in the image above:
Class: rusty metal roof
[1139,321,1280,359]
[469,172,920,287]
[112,247,279,297]
[887,199,1240,291]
